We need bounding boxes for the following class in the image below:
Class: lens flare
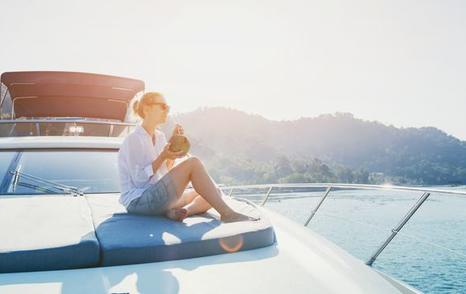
[219,235,244,253]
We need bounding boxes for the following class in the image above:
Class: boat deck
[0,208,417,294]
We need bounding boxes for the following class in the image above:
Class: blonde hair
[132,92,164,119]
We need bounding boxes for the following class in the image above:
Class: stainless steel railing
[0,119,136,137]
[221,183,466,266]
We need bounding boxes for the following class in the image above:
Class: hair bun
[132,100,140,115]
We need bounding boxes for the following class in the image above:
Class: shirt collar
[135,124,157,140]
[135,125,151,136]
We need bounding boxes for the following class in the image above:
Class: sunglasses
[148,102,170,111]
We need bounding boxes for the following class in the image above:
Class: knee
[179,156,202,170]
[186,156,202,167]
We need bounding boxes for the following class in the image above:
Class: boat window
[0,152,16,181]
[4,150,120,195]
[0,83,13,120]
[0,121,133,137]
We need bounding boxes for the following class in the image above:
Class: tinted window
[0,85,13,120]
[6,150,119,194]
[0,152,16,181]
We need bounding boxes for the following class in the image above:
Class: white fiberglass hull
[0,208,418,294]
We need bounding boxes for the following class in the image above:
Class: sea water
[240,187,466,294]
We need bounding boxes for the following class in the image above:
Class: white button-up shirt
[118,125,169,207]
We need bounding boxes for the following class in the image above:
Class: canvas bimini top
[0,71,145,121]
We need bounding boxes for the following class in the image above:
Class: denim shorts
[127,174,177,216]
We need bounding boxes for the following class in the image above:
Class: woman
[118,92,253,222]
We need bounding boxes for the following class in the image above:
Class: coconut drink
[169,134,190,156]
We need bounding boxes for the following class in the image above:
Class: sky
[1,0,466,139]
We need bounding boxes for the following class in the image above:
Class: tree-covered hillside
[162,107,466,185]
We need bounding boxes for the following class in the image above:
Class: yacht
[0,71,433,293]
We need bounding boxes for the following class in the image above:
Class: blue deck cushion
[0,196,100,273]
[87,194,276,266]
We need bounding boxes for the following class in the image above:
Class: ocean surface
[236,186,466,294]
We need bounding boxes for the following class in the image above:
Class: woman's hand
[161,143,186,160]
[171,124,184,137]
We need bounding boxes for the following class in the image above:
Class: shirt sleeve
[123,136,155,188]
[143,163,154,178]
[117,149,131,194]
[155,131,169,177]
[159,131,168,146]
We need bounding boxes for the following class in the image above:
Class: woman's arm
[151,152,167,174]
[159,129,180,170]
[123,135,184,186]
[153,143,184,173]
[166,159,175,170]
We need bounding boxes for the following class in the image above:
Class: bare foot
[221,212,260,223]
[165,208,188,222]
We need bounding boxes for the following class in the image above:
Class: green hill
[163,107,466,185]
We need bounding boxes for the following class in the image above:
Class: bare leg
[166,189,210,220]
[171,189,212,216]
[166,157,254,222]
[165,207,188,221]
[184,195,211,216]
[165,189,194,221]
[171,189,199,209]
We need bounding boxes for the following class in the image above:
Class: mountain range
[162,107,466,185]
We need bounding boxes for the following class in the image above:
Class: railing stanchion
[366,192,431,266]
[304,186,332,226]
[8,123,16,136]
[261,186,274,206]
[35,122,40,136]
